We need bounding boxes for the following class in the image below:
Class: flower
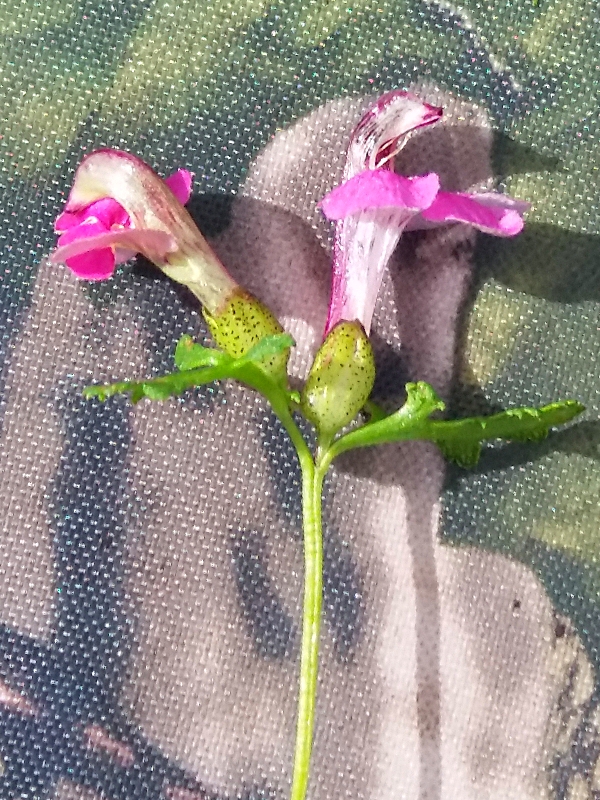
[51,149,287,374]
[51,149,238,314]
[54,169,192,281]
[319,91,529,335]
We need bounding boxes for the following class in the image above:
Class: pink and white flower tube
[54,167,193,281]
[319,90,529,335]
[51,149,239,315]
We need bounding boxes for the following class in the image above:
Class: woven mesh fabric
[0,2,599,799]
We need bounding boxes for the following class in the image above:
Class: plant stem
[252,392,327,800]
[289,453,326,800]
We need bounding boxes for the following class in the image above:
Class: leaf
[174,335,225,370]
[83,382,133,402]
[327,381,445,455]
[83,367,223,404]
[82,333,295,406]
[428,400,586,466]
[142,382,177,402]
[436,438,482,469]
[393,382,446,424]
[328,384,585,468]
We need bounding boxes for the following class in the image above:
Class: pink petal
[56,219,107,245]
[66,248,117,280]
[326,206,413,335]
[320,170,440,219]
[53,221,118,279]
[467,192,531,217]
[55,210,87,232]
[346,90,443,176]
[56,197,129,232]
[165,169,193,204]
[54,168,190,276]
[84,197,129,228]
[52,228,177,270]
[410,190,529,236]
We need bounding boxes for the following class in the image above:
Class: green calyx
[203,288,289,384]
[300,320,376,442]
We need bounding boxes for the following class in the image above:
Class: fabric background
[0,2,598,799]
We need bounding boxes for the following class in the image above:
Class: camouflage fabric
[0,2,598,799]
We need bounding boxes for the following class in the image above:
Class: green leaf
[436,438,482,469]
[394,381,446,424]
[82,332,296,407]
[427,400,586,467]
[326,384,585,468]
[325,381,445,457]
[174,335,226,370]
[83,381,134,402]
[130,385,145,404]
[83,364,226,404]
[172,332,294,374]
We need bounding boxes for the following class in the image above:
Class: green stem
[259,395,325,800]
[289,452,326,800]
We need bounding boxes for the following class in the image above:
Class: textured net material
[0,2,598,800]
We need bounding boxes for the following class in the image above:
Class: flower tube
[51,150,286,372]
[321,92,528,335]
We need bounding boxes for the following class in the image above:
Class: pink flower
[320,91,529,335]
[54,168,192,281]
[51,150,239,314]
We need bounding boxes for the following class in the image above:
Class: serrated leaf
[83,382,130,401]
[83,330,296,406]
[83,370,213,404]
[82,333,297,407]
[174,335,225,370]
[325,381,445,456]
[436,438,482,469]
[394,381,446,424]
[328,387,585,469]
[428,400,585,467]
[142,382,174,401]
[130,385,144,404]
